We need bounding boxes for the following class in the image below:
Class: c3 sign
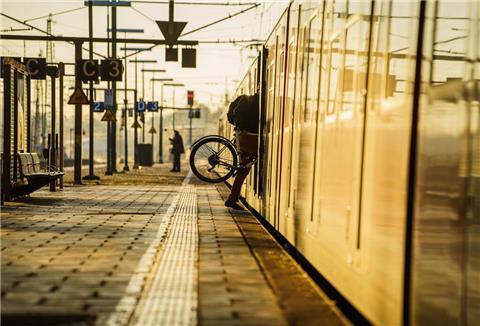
[76,59,124,82]
[76,59,99,82]
[100,59,123,82]
[23,57,47,80]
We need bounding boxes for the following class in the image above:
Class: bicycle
[189,135,257,183]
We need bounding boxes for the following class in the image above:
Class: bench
[10,153,64,198]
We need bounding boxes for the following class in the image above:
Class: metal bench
[10,153,64,197]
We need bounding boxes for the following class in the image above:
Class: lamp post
[109,29,144,172]
[129,58,156,168]
[151,78,173,163]
[141,68,165,143]
[142,69,166,161]
[164,83,184,130]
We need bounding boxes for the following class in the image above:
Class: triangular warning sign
[68,88,89,105]
[131,121,141,128]
[148,126,157,134]
[101,109,116,122]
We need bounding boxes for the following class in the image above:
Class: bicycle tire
[189,136,238,183]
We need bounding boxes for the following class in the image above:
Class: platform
[1,165,347,325]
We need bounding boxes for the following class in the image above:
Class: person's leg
[225,131,257,209]
[227,163,250,202]
[176,154,181,172]
[171,152,176,171]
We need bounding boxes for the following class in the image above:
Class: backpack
[227,95,247,126]
[227,94,259,133]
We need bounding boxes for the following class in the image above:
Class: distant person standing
[170,130,184,172]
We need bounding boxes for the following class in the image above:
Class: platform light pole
[107,28,144,173]
[140,66,163,143]
[151,78,173,163]
[83,0,100,181]
[129,59,156,168]
[142,69,166,160]
[164,83,184,131]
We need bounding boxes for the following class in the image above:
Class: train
[218,1,479,325]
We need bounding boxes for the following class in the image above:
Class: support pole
[59,62,64,188]
[111,5,117,173]
[151,75,155,149]
[49,71,55,192]
[159,82,164,163]
[84,0,100,181]
[74,41,83,184]
[133,58,139,169]
[133,89,139,169]
[189,105,192,146]
[142,64,145,143]
[105,7,112,176]
[123,38,129,171]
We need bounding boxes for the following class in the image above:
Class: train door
[278,4,301,242]
[272,24,287,230]
[286,5,305,238]
[292,8,322,247]
[304,0,374,273]
[263,36,278,224]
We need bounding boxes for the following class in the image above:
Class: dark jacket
[170,132,185,154]
[228,94,259,133]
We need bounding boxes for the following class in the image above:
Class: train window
[429,1,470,85]
[325,0,348,115]
[388,1,418,96]
[326,32,344,115]
[304,16,320,122]
[342,13,370,114]
[319,1,332,116]
[367,0,391,102]
[285,40,296,129]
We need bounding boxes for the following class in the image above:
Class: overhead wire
[129,1,259,6]
[119,3,261,60]
[130,5,157,23]
[24,6,86,23]
[0,12,107,59]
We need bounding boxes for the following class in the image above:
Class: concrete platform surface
[1,165,347,326]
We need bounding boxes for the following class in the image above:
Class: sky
[1,0,288,109]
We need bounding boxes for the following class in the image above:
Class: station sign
[100,59,123,81]
[135,100,146,113]
[23,57,47,80]
[93,101,105,112]
[147,101,159,112]
[75,59,123,82]
[101,109,116,122]
[104,89,113,107]
[76,59,98,82]
[182,48,196,68]
[188,109,201,119]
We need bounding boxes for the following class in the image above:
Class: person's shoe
[225,200,244,210]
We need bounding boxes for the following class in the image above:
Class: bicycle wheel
[190,136,238,183]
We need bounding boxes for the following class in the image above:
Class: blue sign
[104,89,113,107]
[93,101,105,112]
[147,101,159,112]
[135,100,146,112]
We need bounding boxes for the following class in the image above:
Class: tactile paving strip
[131,185,198,326]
